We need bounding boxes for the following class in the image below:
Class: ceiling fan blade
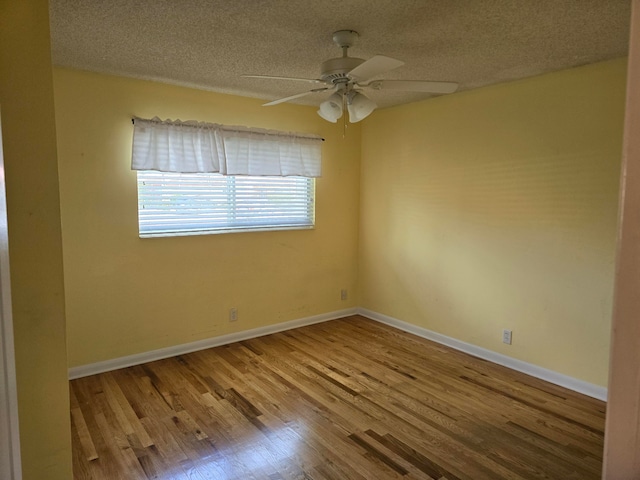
[366,80,459,94]
[262,87,331,106]
[243,74,326,84]
[347,55,404,82]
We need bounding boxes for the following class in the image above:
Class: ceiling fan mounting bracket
[332,30,359,49]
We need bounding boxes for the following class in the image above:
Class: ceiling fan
[243,30,458,123]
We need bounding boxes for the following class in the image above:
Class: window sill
[139,224,315,238]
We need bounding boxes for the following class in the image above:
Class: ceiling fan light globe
[347,92,376,123]
[317,108,339,123]
[317,93,343,123]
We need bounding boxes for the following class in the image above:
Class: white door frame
[602,0,640,476]
[0,110,22,479]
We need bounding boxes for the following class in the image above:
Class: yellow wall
[0,0,72,478]
[359,59,626,387]
[53,68,361,367]
[55,59,624,387]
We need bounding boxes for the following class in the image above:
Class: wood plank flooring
[70,315,606,479]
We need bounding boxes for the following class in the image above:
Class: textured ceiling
[49,0,631,109]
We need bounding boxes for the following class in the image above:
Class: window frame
[136,170,316,238]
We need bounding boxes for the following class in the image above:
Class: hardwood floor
[70,315,606,479]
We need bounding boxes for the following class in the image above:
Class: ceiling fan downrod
[320,31,365,83]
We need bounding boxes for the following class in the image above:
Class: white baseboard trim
[69,306,608,402]
[357,308,608,402]
[68,308,358,380]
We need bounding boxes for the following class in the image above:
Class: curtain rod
[131,117,325,142]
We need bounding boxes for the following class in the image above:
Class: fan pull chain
[343,91,348,138]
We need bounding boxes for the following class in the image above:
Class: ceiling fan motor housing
[320,57,365,83]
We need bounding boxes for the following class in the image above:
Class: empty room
[2,1,640,479]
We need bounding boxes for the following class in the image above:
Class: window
[131,117,322,237]
[137,171,314,237]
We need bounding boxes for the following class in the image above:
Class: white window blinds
[131,117,323,177]
[137,171,314,237]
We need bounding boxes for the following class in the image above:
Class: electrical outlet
[341,289,348,301]
[229,307,238,322]
[502,329,512,345]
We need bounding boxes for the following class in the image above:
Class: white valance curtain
[131,117,323,177]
